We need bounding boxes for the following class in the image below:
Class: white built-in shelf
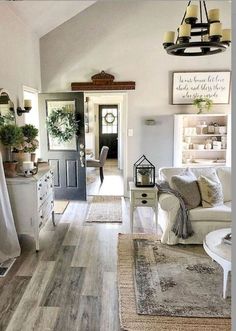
[184,134,226,137]
[174,114,231,167]
[183,149,227,152]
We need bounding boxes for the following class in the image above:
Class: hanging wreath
[46,107,79,142]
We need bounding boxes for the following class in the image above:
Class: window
[101,107,118,134]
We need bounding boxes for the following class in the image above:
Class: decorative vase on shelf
[31,153,37,163]
[12,151,31,172]
[3,161,18,178]
[193,98,213,114]
[141,174,150,186]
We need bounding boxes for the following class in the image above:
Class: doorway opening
[84,92,127,197]
[99,105,118,159]
[23,86,40,159]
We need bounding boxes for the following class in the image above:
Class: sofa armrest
[158,193,180,211]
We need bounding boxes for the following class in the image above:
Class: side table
[129,181,158,233]
[203,228,231,299]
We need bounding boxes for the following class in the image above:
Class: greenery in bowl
[138,168,152,176]
[193,98,213,114]
[13,124,39,153]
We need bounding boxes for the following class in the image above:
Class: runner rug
[54,200,69,214]
[118,234,231,331]
[85,196,122,223]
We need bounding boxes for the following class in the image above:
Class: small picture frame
[172,71,231,105]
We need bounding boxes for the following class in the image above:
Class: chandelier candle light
[163,1,231,56]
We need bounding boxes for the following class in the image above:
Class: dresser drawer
[37,171,54,208]
[133,191,157,199]
[134,198,156,207]
[39,194,53,228]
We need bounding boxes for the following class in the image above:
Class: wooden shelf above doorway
[71,71,135,91]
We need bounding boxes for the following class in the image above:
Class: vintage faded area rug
[85,196,122,223]
[118,234,231,331]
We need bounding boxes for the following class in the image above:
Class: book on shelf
[222,232,232,245]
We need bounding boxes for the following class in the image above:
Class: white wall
[0,3,41,128]
[40,1,231,181]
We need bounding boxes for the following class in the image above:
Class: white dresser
[6,167,55,251]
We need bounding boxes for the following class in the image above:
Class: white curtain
[0,152,21,263]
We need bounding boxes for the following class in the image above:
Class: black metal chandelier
[163,1,231,56]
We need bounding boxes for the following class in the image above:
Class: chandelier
[163,1,231,56]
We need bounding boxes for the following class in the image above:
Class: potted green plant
[193,98,213,114]
[0,124,24,177]
[12,124,39,163]
[138,168,152,185]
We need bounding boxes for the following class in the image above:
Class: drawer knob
[45,179,48,182]
[40,197,43,200]
[39,184,42,187]
[142,193,147,197]
[142,200,147,204]
[40,215,43,219]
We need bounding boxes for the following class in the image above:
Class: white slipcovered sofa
[158,166,231,245]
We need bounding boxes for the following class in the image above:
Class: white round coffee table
[203,228,231,299]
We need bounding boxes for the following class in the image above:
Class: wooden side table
[129,181,158,233]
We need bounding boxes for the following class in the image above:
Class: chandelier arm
[199,1,203,24]
[199,1,203,41]
[203,1,209,23]
[180,0,191,25]
[176,0,191,43]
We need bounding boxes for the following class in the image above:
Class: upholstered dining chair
[86,146,109,183]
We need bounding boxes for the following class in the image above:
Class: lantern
[133,155,155,187]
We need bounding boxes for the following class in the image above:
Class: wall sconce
[17,99,32,116]
[145,119,156,126]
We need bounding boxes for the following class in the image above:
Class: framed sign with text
[172,71,231,104]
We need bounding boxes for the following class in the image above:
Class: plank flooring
[86,159,124,196]
[0,166,160,330]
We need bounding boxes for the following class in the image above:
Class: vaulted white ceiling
[7,1,96,37]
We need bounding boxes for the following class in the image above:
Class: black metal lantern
[133,155,155,187]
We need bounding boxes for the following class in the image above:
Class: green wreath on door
[46,107,79,142]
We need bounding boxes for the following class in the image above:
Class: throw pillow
[216,167,231,202]
[197,173,224,208]
[170,168,201,209]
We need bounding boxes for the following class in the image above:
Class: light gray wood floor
[86,159,124,196]
[0,197,159,331]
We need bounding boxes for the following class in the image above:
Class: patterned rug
[133,239,231,318]
[118,234,231,331]
[85,196,122,223]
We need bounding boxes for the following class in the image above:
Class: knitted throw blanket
[156,181,194,239]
